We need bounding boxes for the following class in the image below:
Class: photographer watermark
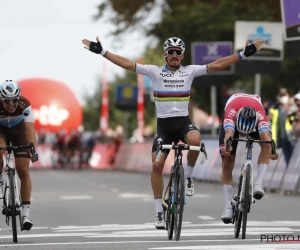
[261,234,300,242]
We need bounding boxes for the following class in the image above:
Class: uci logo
[160,73,172,77]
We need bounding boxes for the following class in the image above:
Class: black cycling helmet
[235,106,258,134]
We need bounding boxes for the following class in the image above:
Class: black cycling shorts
[152,115,199,157]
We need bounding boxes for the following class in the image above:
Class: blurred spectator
[109,125,124,166]
[65,129,81,165]
[144,125,154,139]
[129,128,144,143]
[269,88,293,165]
[289,93,300,142]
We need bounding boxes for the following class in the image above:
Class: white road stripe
[198,216,215,220]
[191,194,212,198]
[60,195,93,200]
[0,239,259,248]
[0,227,48,231]
[119,193,151,198]
[149,243,300,249]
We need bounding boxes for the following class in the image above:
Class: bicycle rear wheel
[234,175,243,238]
[167,171,175,240]
[8,171,17,243]
[242,163,251,239]
[174,164,184,241]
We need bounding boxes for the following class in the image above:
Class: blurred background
[1,0,300,194]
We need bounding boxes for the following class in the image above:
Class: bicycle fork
[238,162,254,212]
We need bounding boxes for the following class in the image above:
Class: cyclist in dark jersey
[0,80,38,230]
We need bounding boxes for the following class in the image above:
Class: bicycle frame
[0,141,35,243]
[229,136,276,211]
[157,137,207,241]
[4,147,22,209]
[236,140,254,211]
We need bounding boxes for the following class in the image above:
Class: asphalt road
[0,169,299,250]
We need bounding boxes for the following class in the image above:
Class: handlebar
[226,136,276,155]
[156,142,207,162]
[0,142,35,155]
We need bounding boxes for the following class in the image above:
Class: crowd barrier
[30,138,300,195]
[114,139,300,195]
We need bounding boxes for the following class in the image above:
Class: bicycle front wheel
[242,163,251,239]
[167,171,175,240]
[8,171,17,243]
[174,164,184,241]
[234,175,243,238]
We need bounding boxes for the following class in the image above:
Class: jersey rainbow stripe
[153,90,190,102]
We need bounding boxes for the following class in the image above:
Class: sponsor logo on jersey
[228,108,236,118]
[257,111,264,121]
[160,73,173,77]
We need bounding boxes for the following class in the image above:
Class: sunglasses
[3,98,19,104]
[166,49,183,56]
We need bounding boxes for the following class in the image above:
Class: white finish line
[149,243,300,249]
[60,195,93,200]
[198,216,215,220]
[0,239,258,248]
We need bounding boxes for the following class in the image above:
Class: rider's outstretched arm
[82,36,135,71]
[207,40,262,73]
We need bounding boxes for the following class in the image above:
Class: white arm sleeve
[187,65,208,78]
[135,63,158,76]
[24,106,34,123]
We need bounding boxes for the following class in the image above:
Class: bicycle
[156,136,207,241]
[1,140,36,243]
[226,136,276,239]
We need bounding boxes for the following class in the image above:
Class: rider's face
[2,99,19,113]
[165,48,184,69]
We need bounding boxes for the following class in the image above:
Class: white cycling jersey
[135,63,208,118]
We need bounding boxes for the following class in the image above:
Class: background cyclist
[0,80,38,230]
[219,93,278,224]
[82,36,262,229]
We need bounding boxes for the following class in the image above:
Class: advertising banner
[281,0,300,41]
[235,21,283,61]
[192,42,233,74]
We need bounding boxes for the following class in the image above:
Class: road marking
[0,239,259,248]
[190,194,212,198]
[119,193,151,198]
[198,216,215,220]
[111,188,119,192]
[149,243,300,249]
[0,227,48,231]
[60,195,93,200]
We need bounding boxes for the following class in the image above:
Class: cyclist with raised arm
[0,80,38,230]
[219,93,278,224]
[82,36,262,229]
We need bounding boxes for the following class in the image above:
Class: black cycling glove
[238,44,257,59]
[89,40,107,56]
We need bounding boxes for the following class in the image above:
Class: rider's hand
[29,152,38,163]
[269,149,279,160]
[82,36,107,56]
[238,40,262,59]
[220,146,232,157]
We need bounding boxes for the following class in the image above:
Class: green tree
[90,0,300,121]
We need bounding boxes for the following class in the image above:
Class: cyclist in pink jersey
[219,93,278,224]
